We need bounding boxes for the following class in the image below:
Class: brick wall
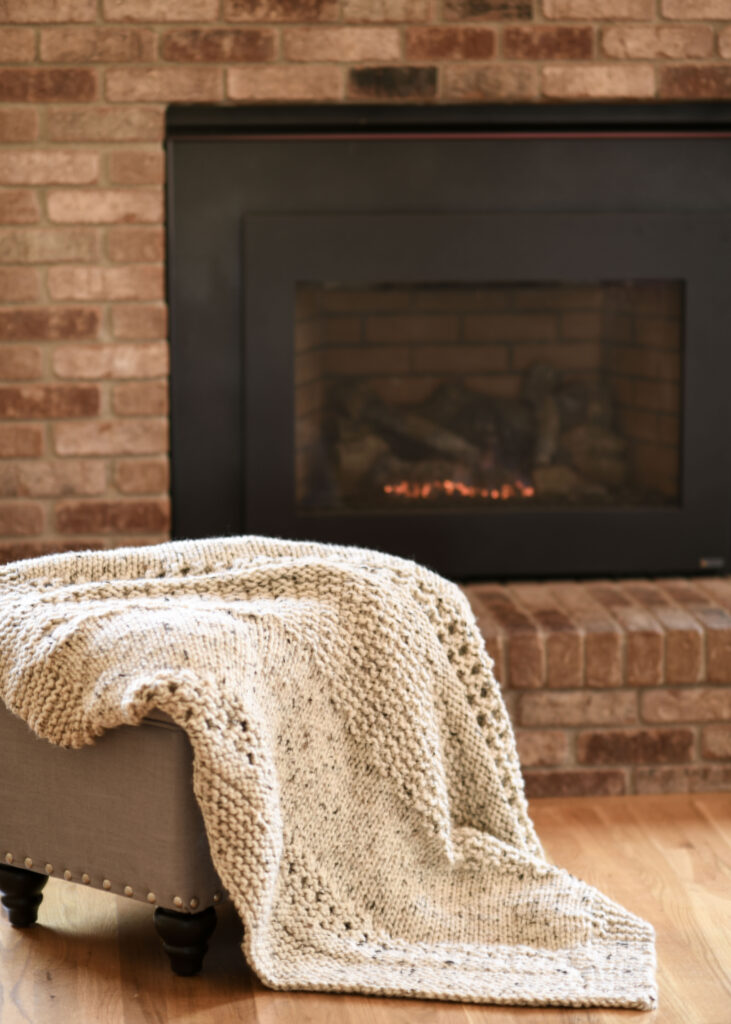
[463,575,731,796]
[1,1,731,558]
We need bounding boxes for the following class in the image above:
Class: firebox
[167,104,731,580]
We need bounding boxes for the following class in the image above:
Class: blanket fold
[0,536,656,1009]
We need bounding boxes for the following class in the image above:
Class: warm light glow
[383,480,535,501]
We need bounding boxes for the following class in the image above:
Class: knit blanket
[0,537,656,1009]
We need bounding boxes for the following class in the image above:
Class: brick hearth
[463,575,731,797]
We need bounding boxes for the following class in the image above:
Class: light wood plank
[0,794,728,1024]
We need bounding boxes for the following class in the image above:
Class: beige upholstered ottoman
[0,701,225,975]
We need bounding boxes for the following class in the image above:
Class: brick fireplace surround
[1,0,731,796]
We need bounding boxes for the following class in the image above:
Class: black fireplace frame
[167,103,731,580]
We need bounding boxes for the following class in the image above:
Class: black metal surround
[167,103,731,581]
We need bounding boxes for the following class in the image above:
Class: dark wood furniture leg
[0,864,48,927]
[153,905,217,976]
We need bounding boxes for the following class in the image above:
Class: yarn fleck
[0,536,657,1009]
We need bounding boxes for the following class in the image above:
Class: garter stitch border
[0,536,657,1009]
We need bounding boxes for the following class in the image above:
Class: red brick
[659,66,731,101]
[0,307,99,341]
[0,268,40,302]
[508,583,583,689]
[107,229,165,264]
[551,582,624,688]
[635,765,731,795]
[504,26,592,59]
[405,27,495,60]
[47,190,163,225]
[53,342,168,379]
[228,65,343,101]
[54,419,168,456]
[56,498,170,534]
[0,28,35,62]
[111,305,167,339]
[663,0,731,14]
[106,68,223,103]
[601,26,713,60]
[285,26,401,60]
[544,0,652,14]
[40,27,155,62]
[0,151,98,187]
[0,424,43,457]
[623,581,703,685]
[46,106,164,143]
[349,66,438,100]
[113,381,168,416]
[642,687,731,724]
[0,110,38,144]
[520,690,637,727]
[0,0,96,20]
[107,152,165,187]
[472,586,544,689]
[442,65,538,101]
[114,458,169,494]
[589,583,663,685]
[701,724,731,761]
[515,729,569,767]
[0,346,42,380]
[0,540,103,564]
[0,385,99,419]
[659,580,731,684]
[577,728,693,766]
[0,228,98,263]
[0,70,97,104]
[161,28,276,62]
[524,770,626,799]
[0,192,40,225]
[104,0,218,17]
[225,0,340,20]
[542,65,655,101]
[48,265,164,302]
[721,28,731,60]
[0,503,43,536]
[444,0,532,18]
[0,460,106,498]
[462,584,507,684]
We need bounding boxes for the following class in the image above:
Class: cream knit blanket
[0,537,656,1009]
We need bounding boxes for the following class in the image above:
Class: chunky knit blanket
[0,537,656,1009]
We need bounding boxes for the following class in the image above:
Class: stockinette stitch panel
[0,537,656,1009]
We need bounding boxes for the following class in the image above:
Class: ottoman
[0,701,225,975]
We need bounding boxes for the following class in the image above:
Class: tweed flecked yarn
[0,536,656,1009]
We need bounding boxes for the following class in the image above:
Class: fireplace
[167,104,731,580]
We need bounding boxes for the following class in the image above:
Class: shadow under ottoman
[0,701,225,975]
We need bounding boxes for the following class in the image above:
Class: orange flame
[383,480,535,501]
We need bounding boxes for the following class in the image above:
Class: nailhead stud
[63,870,72,881]
[45,864,53,874]
[173,896,183,908]
[81,873,90,884]
[123,885,133,897]
[146,892,156,904]
[102,879,111,890]
[4,853,12,865]
[189,897,199,909]
[24,857,32,869]
[213,892,222,903]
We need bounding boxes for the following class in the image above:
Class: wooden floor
[1,793,729,1024]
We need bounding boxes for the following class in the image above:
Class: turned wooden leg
[0,864,48,928]
[153,905,217,976]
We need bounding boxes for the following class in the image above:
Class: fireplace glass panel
[294,281,682,514]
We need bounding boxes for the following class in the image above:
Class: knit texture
[0,536,656,1009]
